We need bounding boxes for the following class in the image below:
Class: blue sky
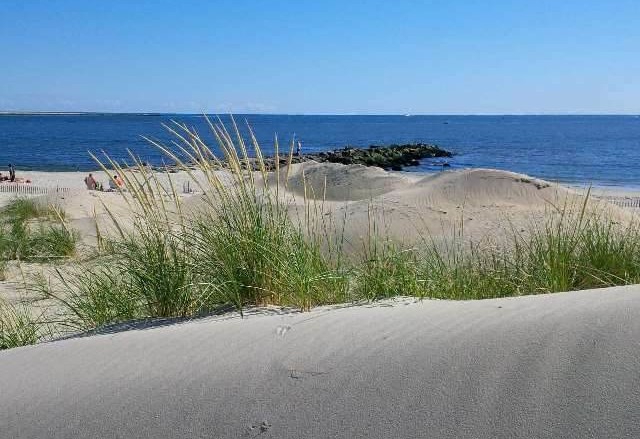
[1,0,638,114]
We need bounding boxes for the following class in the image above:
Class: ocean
[1,114,639,188]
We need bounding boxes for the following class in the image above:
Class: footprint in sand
[275,325,291,337]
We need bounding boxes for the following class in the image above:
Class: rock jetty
[160,143,453,173]
[262,143,452,171]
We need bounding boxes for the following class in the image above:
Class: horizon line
[1,111,640,117]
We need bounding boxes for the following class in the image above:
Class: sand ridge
[2,286,639,438]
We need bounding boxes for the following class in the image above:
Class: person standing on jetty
[296,140,302,156]
[8,164,15,182]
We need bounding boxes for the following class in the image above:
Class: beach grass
[0,199,76,263]
[0,299,44,350]
[2,198,52,221]
[406,201,640,300]
[6,118,640,345]
[41,118,348,330]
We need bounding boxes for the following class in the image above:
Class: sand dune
[0,165,633,252]
[278,165,632,247]
[2,286,640,438]
[280,161,414,201]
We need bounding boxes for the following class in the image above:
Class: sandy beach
[2,285,640,438]
[1,165,637,251]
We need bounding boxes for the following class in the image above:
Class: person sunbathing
[84,173,97,190]
[109,175,125,190]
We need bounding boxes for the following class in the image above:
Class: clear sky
[1,0,638,114]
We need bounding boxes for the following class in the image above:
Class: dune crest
[276,161,414,201]
[2,286,640,438]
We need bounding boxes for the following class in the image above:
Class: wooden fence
[0,185,72,196]
[608,198,640,209]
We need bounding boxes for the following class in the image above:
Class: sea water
[1,114,639,188]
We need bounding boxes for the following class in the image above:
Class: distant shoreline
[1,112,640,117]
[0,112,167,116]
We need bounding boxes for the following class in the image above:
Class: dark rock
[297,142,452,171]
[180,143,453,172]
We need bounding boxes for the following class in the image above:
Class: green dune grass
[0,198,76,263]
